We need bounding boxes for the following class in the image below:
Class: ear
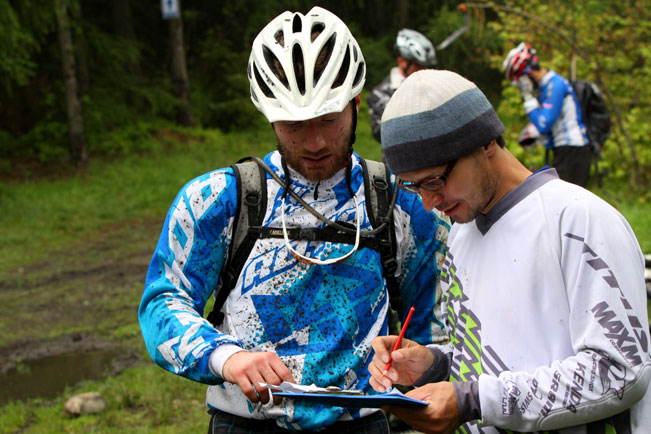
[354,94,361,112]
[483,139,498,156]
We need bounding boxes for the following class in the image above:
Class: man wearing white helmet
[139,7,450,433]
[367,28,437,144]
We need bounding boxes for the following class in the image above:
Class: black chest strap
[207,157,401,326]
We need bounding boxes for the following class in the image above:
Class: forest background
[0,0,649,433]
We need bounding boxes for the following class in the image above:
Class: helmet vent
[253,62,275,98]
[274,30,285,47]
[353,46,358,62]
[332,46,350,89]
[313,33,335,87]
[311,23,324,40]
[292,14,302,33]
[263,46,289,90]
[353,61,365,88]
[292,44,306,95]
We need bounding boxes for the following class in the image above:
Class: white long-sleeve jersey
[436,168,650,433]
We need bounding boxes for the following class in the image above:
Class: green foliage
[0,0,54,91]
[484,0,651,191]
[427,4,505,104]
[0,0,648,188]
[191,25,262,131]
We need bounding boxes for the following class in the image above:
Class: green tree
[55,0,87,167]
[464,0,650,192]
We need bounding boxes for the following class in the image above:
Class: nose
[303,123,328,153]
[419,190,443,211]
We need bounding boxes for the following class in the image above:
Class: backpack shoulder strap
[206,159,267,326]
[359,158,403,313]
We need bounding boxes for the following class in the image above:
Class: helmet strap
[349,99,358,152]
[280,155,292,201]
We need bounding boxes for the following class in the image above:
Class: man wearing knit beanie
[368,69,650,433]
[381,69,504,176]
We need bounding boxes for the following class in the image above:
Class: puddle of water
[0,349,121,406]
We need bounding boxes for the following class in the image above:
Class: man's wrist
[523,95,539,113]
[209,344,245,378]
[413,346,451,386]
[453,380,481,423]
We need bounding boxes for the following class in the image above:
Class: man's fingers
[369,375,388,392]
[223,351,295,405]
[237,377,260,403]
[256,384,271,404]
[371,336,396,363]
[267,356,295,383]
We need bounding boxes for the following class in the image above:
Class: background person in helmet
[367,28,436,144]
[139,7,450,433]
[503,42,592,188]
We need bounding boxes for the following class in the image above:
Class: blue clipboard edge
[272,391,428,408]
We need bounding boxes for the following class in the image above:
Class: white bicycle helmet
[395,29,436,68]
[503,42,539,82]
[248,7,366,123]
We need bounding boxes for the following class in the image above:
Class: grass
[0,107,648,433]
[0,364,208,434]
[0,127,278,274]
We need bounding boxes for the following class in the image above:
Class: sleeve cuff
[413,346,451,386]
[454,380,482,423]
[208,344,245,378]
[523,95,539,113]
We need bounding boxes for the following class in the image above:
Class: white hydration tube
[280,194,361,265]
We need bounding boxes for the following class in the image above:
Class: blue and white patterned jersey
[139,151,449,430]
[525,70,588,149]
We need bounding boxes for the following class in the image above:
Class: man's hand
[222,351,295,405]
[516,74,534,98]
[368,336,434,392]
[517,122,541,148]
[384,382,461,434]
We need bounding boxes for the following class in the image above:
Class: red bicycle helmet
[503,42,539,82]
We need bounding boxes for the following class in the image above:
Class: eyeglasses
[398,160,457,194]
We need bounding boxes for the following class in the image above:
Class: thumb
[394,344,432,367]
[392,346,418,362]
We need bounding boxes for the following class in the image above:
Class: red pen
[383,306,415,375]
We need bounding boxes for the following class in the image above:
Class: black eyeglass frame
[398,159,457,194]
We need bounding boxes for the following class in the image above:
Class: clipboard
[270,389,428,408]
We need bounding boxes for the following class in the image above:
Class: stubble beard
[277,131,353,182]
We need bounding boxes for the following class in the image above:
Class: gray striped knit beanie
[381,70,504,174]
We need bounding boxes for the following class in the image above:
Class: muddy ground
[0,218,163,375]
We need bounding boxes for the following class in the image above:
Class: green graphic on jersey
[443,257,484,383]
[444,256,568,434]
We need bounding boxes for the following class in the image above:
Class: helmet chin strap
[348,98,357,156]
[275,98,361,266]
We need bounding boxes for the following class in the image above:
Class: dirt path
[0,218,163,374]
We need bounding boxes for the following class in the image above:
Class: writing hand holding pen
[368,308,435,392]
[383,306,415,375]
[368,307,463,434]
